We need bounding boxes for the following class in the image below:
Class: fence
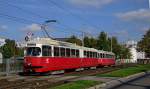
[137,58,150,64]
[0,57,23,76]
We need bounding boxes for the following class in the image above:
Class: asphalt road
[109,74,150,89]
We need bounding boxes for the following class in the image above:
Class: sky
[0,0,149,42]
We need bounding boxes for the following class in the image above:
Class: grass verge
[50,80,101,89]
[96,64,150,77]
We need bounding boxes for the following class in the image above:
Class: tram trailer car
[23,38,115,73]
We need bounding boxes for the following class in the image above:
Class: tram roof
[26,37,114,55]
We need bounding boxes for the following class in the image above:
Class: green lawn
[50,80,101,89]
[97,64,150,77]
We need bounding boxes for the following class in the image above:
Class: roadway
[109,73,150,89]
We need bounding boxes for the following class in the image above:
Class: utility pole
[82,32,85,47]
[111,37,112,52]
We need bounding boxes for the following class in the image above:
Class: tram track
[0,63,137,89]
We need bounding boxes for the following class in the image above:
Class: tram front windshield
[26,47,41,56]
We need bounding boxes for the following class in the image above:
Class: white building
[16,41,26,48]
[0,37,5,64]
[137,52,145,59]
[0,52,2,64]
[0,37,5,47]
[126,40,146,63]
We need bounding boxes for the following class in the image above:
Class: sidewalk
[87,71,150,89]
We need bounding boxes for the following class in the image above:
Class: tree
[90,37,97,48]
[84,36,91,47]
[108,36,131,59]
[97,32,110,51]
[84,36,97,48]
[0,39,24,59]
[66,35,82,46]
[138,29,150,57]
[0,39,16,58]
[66,32,131,60]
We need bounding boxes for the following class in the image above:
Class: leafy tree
[138,29,150,57]
[84,36,91,47]
[15,48,24,57]
[0,39,24,59]
[66,35,82,46]
[90,37,97,48]
[84,36,97,48]
[66,32,131,60]
[0,39,16,58]
[97,31,110,51]
[111,37,131,59]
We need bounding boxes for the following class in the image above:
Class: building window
[42,45,51,56]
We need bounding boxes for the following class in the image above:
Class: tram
[23,38,115,73]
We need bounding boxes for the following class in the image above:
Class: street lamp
[41,20,57,39]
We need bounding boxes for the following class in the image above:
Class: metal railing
[0,58,23,76]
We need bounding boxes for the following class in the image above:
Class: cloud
[0,25,8,31]
[22,24,41,32]
[67,0,114,8]
[116,9,150,22]
[138,27,150,33]
[113,30,128,37]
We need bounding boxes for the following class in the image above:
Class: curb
[87,71,150,89]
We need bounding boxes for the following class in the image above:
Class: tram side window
[102,54,104,58]
[92,52,94,58]
[97,53,100,58]
[90,52,93,58]
[42,46,51,56]
[76,50,79,57]
[71,49,76,57]
[109,55,112,58]
[84,51,87,58]
[99,53,101,58]
[54,47,60,57]
[110,55,112,58]
[112,55,114,58]
[108,54,110,58]
[107,54,110,58]
[96,53,98,58]
[60,48,65,57]
[101,53,103,58]
[111,55,114,58]
[94,52,97,58]
[106,54,108,58]
[26,47,41,56]
[66,48,70,57]
[87,51,90,58]
[100,53,102,58]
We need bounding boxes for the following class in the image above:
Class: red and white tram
[23,38,115,73]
